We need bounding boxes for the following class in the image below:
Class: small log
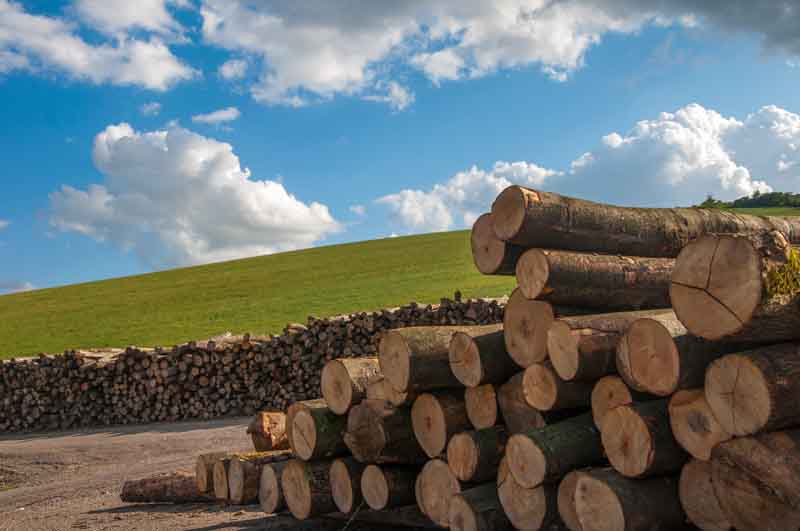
[321,357,381,415]
[668,389,731,461]
[196,452,228,494]
[213,458,231,501]
[229,451,292,505]
[121,471,212,504]
[503,289,555,367]
[412,390,471,458]
[447,426,508,482]
[522,362,593,411]
[286,399,327,452]
[465,384,499,429]
[361,464,420,510]
[449,328,518,388]
[705,343,800,436]
[557,470,584,531]
[496,457,560,531]
[415,458,463,528]
[471,212,526,275]
[573,468,687,531]
[507,413,603,489]
[515,248,673,310]
[497,372,546,434]
[259,460,290,514]
[330,457,366,514]
[679,459,731,531]
[449,483,513,531]
[600,399,688,478]
[246,411,289,452]
[290,403,348,461]
[281,459,337,520]
[590,375,654,430]
[344,402,427,464]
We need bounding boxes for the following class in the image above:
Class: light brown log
[573,468,687,531]
[679,459,731,531]
[411,390,472,458]
[522,362,593,411]
[547,310,675,382]
[213,458,231,501]
[447,426,508,482]
[259,460,290,514]
[465,384,499,430]
[507,413,603,489]
[497,372,546,434]
[450,328,519,388]
[710,430,800,531]
[121,471,212,504]
[415,458,462,527]
[471,212,526,275]
[329,457,366,514]
[343,402,427,464]
[671,230,800,342]
[246,411,289,452]
[281,459,337,520]
[491,184,800,256]
[503,289,555,367]
[668,389,731,461]
[496,456,560,531]
[449,483,513,531]
[557,471,584,531]
[195,452,228,494]
[290,403,348,461]
[229,451,292,505]
[321,357,381,415]
[516,248,673,310]
[590,375,654,430]
[286,399,327,452]
[601,399,688,478]
[705,343,800,437]
[361,464,420,510]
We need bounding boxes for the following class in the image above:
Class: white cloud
[218,58,247,80]
[0,0,196,91]
[363,82,415,111]
[74,0,185,37]
[140,102,162,116]
[191,106,241,124]
[0,281,34,294]
[49,123,341,267]
[0,219,8,230]
[349,205,366,216]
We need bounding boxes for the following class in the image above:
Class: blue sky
[1,1,800,292]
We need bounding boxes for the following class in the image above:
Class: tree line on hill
[697,190,800,209]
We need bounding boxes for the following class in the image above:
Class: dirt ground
[0,418,430,531]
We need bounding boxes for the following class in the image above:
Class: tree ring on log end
[416,459,460,527]
[362,465,389,510]
[601,405,654,478]
[574,475,626,531]
[259,465,281,513]
[516,249,550,300]
[449,332,482,387]
[617,318,679,396]
[591,376,634,430]
[464,384,498,429]
[447,432,479,482]
[281,460,312,520]
[547,320,580,380]
[491,185,533,241]
[504,289,555,367]
[321,360,353,415]
[330,459,355,514]
[471,213,508,274]
[522,364,558,411]
[411,393,447,458]
[507,433,547,489]
[379,331,411,393]
[705,354,772,436]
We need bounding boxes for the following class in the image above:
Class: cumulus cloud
[0,0,196,90]
[140,102,162,116]
[218,58,247,80]
[191,106,241,124]
[73,0,186,37]
[0,281,34,294]
[363,82,415,111]
[49,123,341,267]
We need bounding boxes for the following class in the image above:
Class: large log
[471,212,526,275]
[503,289,555,367]
[411,390,471,458]
[447,427,508,482]
[590,375,654,430]
[259,460,290,514]
[497,372,546,434]
[705,343,800,437]
[449,328,518,388]
[361,464,420,510]
[710,430,800,531]
[281,459,337,520]
[496,456,560,531]
[491,184,800,256]
[573,468,687,531]
[449,483,513,531]
[290,402,348,461]
[246,412,289,452]
[196,452,229,494]
[515,249,673,310]
[507,413,603,489]
[600,399,688,478]
[557,470,583,531]
[286,399,327,453]
[547,310,675,382]
[343,402,427,464]
[229,451,292,505]
[465,384,499,429]
[671,230,800,342]
[679,459,731,531]
[120,471,212,504]
[522,362,593,412]
[415,458,463,527]
[329,457,366,514]
[321,357,381,415]
[668,389,731,461]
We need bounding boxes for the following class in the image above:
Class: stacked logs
[0,295,506,433]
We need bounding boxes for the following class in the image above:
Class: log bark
[411,389,472,458]
[447,426,508,482]
[557,470,584,531]
[229,451,292,505]
[449,327,518,388]
[600,399,689,478]
[281,459,337,520]
[668,389,731,461]
[121,471,212,504]
[246,412,289,452]
[286,399,327,453]
[503,289,555,367]
[321,357,381,415]
[471,212,527,275]
[196,452,229,494]
[507,413,603,489]
[710,430,800,531]
[449,483,513,531]
[361,464,420,510]
[590,375,654,430]
[547,310,675,382]
[213,458,231,501]
[496,457,560,531]
[259,460,290,514]
[515,248,673,310]
[497,372,546,435]
[465,384,499,430]
[573,468,688,531]
[329,457,366,514]
[491,184,800,256]
[671,230,800,342]
[679,459,732,531]
[343,402,427,464]
[705,343,800,437]
[290,402,348,461]
[522,362,593,412]
[415,458,463,527]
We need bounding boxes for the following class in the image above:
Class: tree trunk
[522,362,593,412]
[260,460,290,514]
[471,212,527,275]
[490,185,800,256]
[516,249,673,310]
[286,399,327,453]
[590,375,655,430]
[329,457,366,514]
[246,412,289,452]
[361,464,420,510]
[415,458,463,528]
[465,384,499,430]
[229,451,292,505]
[196,452,229,494]
[504,289,555,367]
[668,389,731,461]
[411,389,472,458]
[213,458,231,501]
[671,230,800,342]
[449,327,517,388]
[600,399,688,478]
[547,310,675,382]
[447,426,508,482]
[710,430,800,531]
[121,471,212,504]
[497,457,560,531]
[679,459,731,531]
[507,413,603,489]
[321,357,381,415]
[281,459,338,520]
[343,402,427,464]
[557,470,584,531]
[573,468,688,531]
[449,483,513,531]
[497,372,546,434]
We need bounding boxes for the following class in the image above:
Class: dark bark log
[281,459,338,520]
[411,389,472,458]
[344,402,427,464]
[361,464,420,510]
[321,357,381,415]
[497,372,546,434]
[447,426,508,482]
[471,212,527,275]
[450,483,513,531]
[290,403,348,461]
[496,456,560,531]
[450,328,518,388]
[522,362,593,412]
[329,457,366,514]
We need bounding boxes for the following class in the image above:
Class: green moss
[766,247,800,297]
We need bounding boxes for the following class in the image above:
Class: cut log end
[416,459,461,527]
[669,389,732,461]
[617,318,680,396]
[329,459,357,514]
[448,494,480,531]
[601,405,653,478]
[574,475,626,531]
[411,393,448,458]
[320,360,354,415]
[465,384,498,430]
[591,376,634,430]
[522,363,558,411]
[705,353,772,437]
[449,332,483,388]
[507,433,547,489]
[679,459,732,531]
[379,331,411,393]
[361,465,390,511]
[547,320,580,381]
[504,289,555,367]
[471,213,513,275]
[446,432,480,482]
[491,185,531,241]
[281,461,315,520]
[516,248,550,300]
[213,460,229,501]
[557,471,583,531]
[259,463,284,514]
[291,409,318,461]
